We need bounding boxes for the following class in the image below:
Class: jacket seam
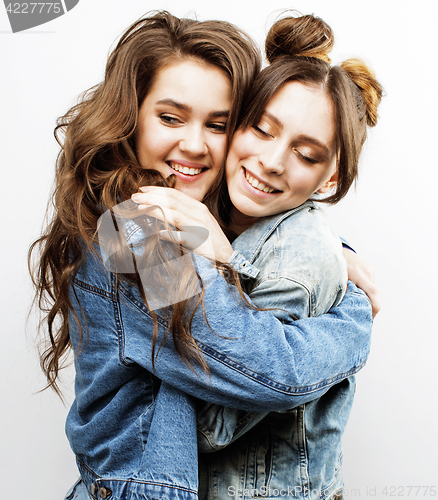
[77,458,197,494]
[80,264,367,395]
[314,283,346,317]
[111,274,136,368]
[72,277,113,300]
[252,275,313,318]
[196,341,367,395]
[197,425,224,451]
[118,284,171,330]
[298,405,311,498]
[74,273,366,395]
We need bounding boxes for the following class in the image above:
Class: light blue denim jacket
[197,201,355,500]
[64,202,371,500]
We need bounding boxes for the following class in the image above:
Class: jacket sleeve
[196,239,347,450]
[121,253,372,413]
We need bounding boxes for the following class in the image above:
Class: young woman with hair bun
[30,10,378,500]
[132,12,382,500]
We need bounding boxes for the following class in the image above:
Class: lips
[166,161,208,178]
[243,168,279,194]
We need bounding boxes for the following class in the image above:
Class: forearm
[123,257,371,411]
[196,257,351,450]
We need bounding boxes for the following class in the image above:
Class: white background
[1,0,437,498]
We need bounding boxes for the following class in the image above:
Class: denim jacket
[64,201,371,500]
[197,201,355,499]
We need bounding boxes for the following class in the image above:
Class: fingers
[134,186,204,211]
[158,230,182,244]
[131,186,230,262]
[131,191,198,227]
[342,248,381,318]
[159,226,210,252]
[137,204,183,228]
[131,187,212,229]
[365,282,381,318]
[132,191,178,210]
[131,187,190,226]
[354,272,381,318]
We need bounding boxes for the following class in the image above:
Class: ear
[317,171,338,194]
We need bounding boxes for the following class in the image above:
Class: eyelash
[160,114,181,125]
[160,114,227,133]
[253,124,319,164]
[252,125,272,138]
[208,123,227,133]
[295,149,318,165]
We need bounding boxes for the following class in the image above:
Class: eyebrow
[263,111,333,156]
[297,135,332,156]
[263,110,283,129]
[156,98,230,118]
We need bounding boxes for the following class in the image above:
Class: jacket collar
[231,200,316,264]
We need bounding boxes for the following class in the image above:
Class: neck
[228,206,260,236]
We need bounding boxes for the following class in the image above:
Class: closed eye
[295,149,319,165]
[252,125,273,139]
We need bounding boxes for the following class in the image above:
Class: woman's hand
[131,186,234,263]
[343,248,381,318]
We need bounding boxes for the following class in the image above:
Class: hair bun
[266,13,334,64]
[341,59,383,127]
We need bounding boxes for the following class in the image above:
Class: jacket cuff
[340,237,356,253]
[228,251,260,278]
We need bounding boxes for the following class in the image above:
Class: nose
[179,125,208,157]
[259,142,286,175]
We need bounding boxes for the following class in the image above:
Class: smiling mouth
[167,161,207,176]
[244,168,278,194]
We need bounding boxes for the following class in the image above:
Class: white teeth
[245,172,275,193]
[169,162,203,175]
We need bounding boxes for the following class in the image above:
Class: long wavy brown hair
[29,11,261,397]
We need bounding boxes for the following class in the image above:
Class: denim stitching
[73,278,113,300]
[196,340,367,395]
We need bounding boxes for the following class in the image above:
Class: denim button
[99,486,112,499]
[90,483,97,496]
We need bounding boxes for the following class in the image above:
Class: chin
[236,204,260,218]
[179,187,204,201]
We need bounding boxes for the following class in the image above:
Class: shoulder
[259,204,343,273]
[252,204,347,315]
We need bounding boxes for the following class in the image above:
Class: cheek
[233,132,256,157]
[210,136,228,166]
[296,170,331,195]
[137,126,171,163]
[227,135,253,170]
[286,169,318,191]
[225,150,241,182]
